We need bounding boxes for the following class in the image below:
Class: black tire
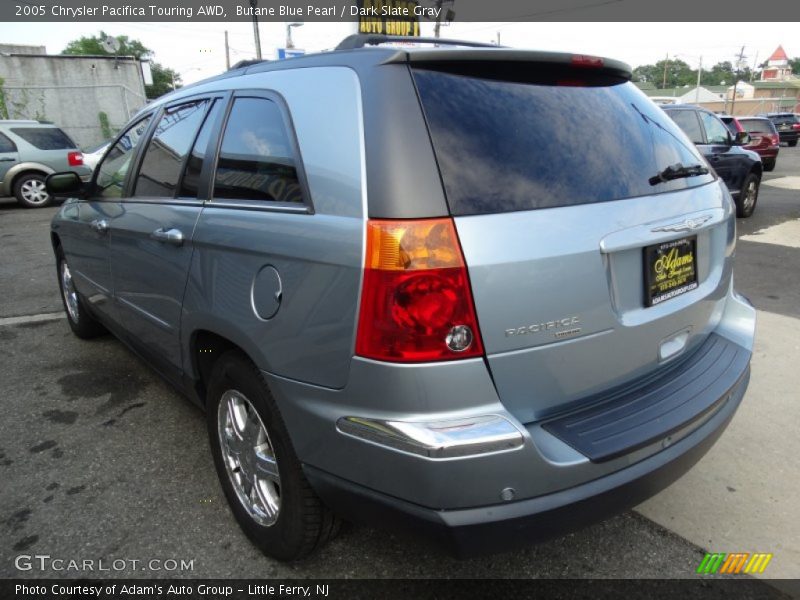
[56,249,107,339]
[789,140,798,147]
[206,351,339,561]
[13,172,53,208]
[763,159,776,172]
[736,172,760,219]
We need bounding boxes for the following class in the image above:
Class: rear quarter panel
[181,67,365,389]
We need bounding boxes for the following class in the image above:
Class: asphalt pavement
[0,150,798,593]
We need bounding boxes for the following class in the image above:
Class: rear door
[413,68,732,423]
[108,96,225,374]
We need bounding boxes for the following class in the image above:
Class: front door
[109,98,222,374]
[698,111,739,191]
[59,116,154,319]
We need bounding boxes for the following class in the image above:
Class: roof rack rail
[335,34,501,51]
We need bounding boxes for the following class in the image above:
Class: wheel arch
[190,329,253,408]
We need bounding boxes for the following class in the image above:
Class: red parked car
[721,116,780,172]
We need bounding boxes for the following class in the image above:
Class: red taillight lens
[67,151,83,166]
[771,134,780,145]
[792,123,800,131]
[355,219,484,363]
[571,54,604,68]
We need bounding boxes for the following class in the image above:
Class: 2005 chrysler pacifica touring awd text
[47,35,756,561]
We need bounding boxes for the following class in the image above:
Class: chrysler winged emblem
[651,214,713,233]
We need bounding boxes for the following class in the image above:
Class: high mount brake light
[571,55,604,68]
[356,219,484,363]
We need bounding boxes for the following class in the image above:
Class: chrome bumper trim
[336,414,524,458]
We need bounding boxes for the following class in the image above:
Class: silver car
[47,36,755,561]
[0,120,91,207]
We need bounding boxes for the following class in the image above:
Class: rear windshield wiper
[649,163,709,186]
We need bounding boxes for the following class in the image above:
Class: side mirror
[733,131,751,146]
[46,172,85,197]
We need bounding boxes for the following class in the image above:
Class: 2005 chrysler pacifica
[48,35,756,561]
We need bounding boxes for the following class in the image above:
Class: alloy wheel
[217,390,281,526]
[20,178,50,205]
[60,260,80,323]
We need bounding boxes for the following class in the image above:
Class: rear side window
[213,97,304,204]
[134,100,208,198]
[10,127,75,150]
[413,70,713,216]
[179,101,223,198]
[667,110,705,144]
[0,132,17,153]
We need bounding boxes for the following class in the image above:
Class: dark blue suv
[661,105,762,218]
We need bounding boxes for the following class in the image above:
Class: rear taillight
[67,151,83,166]
[792,123,800,131]
[356,218,484,363]
[771,134,780,145]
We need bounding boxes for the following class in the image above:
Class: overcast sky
[2,21,796,85]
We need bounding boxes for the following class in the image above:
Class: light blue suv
[47,36,756,561]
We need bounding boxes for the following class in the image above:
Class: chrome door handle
[91,219,109,234]
[151,227,184,246]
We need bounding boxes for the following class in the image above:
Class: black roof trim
[335,34,499,50]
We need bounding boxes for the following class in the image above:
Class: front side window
[699,112,730,145]
[10,127,75,150]
[134,101,208,198]
[95,116,153,199]
[213,97,304,204]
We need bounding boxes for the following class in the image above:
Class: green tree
[633,58,694,89]
[61,31,180,100]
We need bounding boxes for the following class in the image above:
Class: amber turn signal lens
[365,219,465,271]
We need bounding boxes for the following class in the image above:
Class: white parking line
[0,312,65,327]
[762,176,800,190]
[740,218,800,249]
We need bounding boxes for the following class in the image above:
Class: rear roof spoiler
[334,34,631,82]
[336,34,499,50]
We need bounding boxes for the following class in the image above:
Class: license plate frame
[643,236,698,307]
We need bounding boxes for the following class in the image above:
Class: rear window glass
[769,114,797,125]
[739,119,776,134]
[10,127,75,150]
[413,70,714,215]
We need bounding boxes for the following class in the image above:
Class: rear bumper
[306,365,748,556]
[777,131,798,143]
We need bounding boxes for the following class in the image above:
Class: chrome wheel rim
[60,261,80,323]
[217,390,280,526]
[743,180,757,212]
[20,179,50,205]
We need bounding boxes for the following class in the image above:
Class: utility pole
[695,56,702,103]
[433,0,443,38]
[250,0,262,60]
[496,31,501,46]
[730,46,746,116]
[662,53,669,89]
[224,30,230,70]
